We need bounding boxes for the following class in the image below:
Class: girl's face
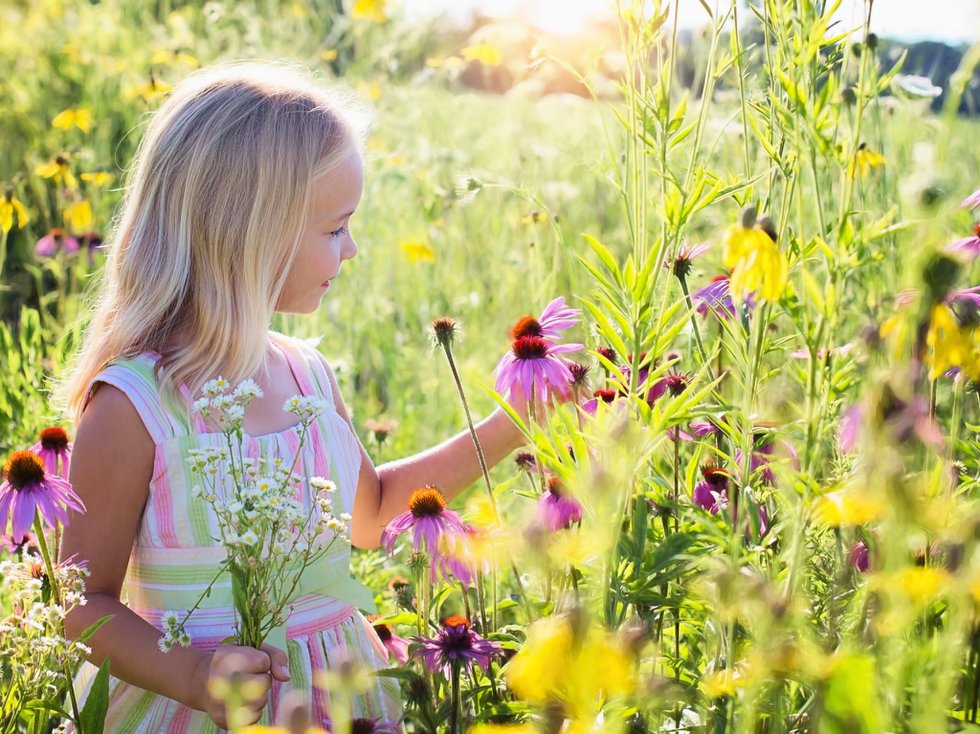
[276,151,363,314]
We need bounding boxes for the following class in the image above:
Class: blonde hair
[63,61,363,423]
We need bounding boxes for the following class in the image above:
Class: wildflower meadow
[3,0,980,732]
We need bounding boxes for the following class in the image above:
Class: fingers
[260,643,292,682]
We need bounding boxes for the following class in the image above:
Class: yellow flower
[149,50,199,67]
[358,80,382,102]
[351,0,388,22]
[35,155,77,189]
[399,240,436,263]
[126,77,173,104]
[461,42,503,67]
[849,142,886,177]
[51,107,93,133]
[64,200,93,232]
[812,489,886,527]
[80,171,113,187]
[702,665,751,698]
[923,304,980,381]
[722,212,788,303]
[469,725,537,734]
[504,615,633,721]
[892,566,950,604]
[0,189,29,233]
[241,728,327,734]
[319,48,339,62]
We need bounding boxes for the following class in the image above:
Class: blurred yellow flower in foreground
[0,190,29,233]
[352,0,388,22]
[64,200,93,232]
[80,171,113,187]
[400,240,436,263]
[849,142,886,177]
[723,207,788,303]
[35,155,76,189]
[126,77,173,104]
[319,48,339,62]
[702,663,753,698]
[812,489,886,527]
[51,107,93,133]
[241,728,326,734]
[892,566,951,604]
[469,725,537,734]
[461,42,503,67]
[504,614,633,721]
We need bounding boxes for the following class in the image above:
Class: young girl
[60,62,527,732]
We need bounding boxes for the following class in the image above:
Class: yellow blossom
[723,218,788,303]
[319,48,339,62]
[351,0,388,22]
[35,155,76,189]
[149,50,199,67]
[702,664,752,698]
[892,566,950,604]
[0,190,29,233]
[469,726,537,734]
[241,728,327,734]
[126,77,174,104]
[924,304,980,381]
[358,81,382,101]
[51,107,93,133]
[812,489,886,527]
[461,42,503,67]
[80,171,113,187]
[504,615,633,721]
[64,200,93,232]
[399,240,436,263]
[849,142,886,177]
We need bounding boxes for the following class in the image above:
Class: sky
[403,0,980,44]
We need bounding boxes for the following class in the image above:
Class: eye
[327,225,347,237]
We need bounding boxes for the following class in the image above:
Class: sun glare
[520,0,613,37]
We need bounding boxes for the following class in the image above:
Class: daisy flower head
[0,450,85,538]
[414,616,501,676]
[494,336,582,403]
[537,476,583,531]
[30,427,72,479]
[723,206,788,304]
[380,486,467,557]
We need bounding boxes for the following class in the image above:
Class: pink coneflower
[34,228,79,257]
[693,276,737,319]
[961,189,980,210]
[494,336,582,402]
[514,452,538,473]
[0,532,38,556]
[581,388,618,416]
[664,241,710,279]
[509,297,580,341]
[945,224,980,260]
[537,476,583,531]
[0,450,85,538]
[372,622,410,664]
[735,438,800,485]
[414,616,501,676]
[839,404,862,454]
[647,372,690,403]
[350,718,401,734]
[381,486,467,558]
[693,465,728,513]
[30,427,72,479]
[789,343,855,360]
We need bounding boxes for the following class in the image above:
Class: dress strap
[273,335,336,409]
[85,354,190,444]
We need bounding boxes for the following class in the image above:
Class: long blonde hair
[64,61,362,423]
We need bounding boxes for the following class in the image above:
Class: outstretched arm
[321,363,526,549]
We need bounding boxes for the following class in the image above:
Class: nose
[342,236,358,261]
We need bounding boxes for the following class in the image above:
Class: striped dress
[70,335,401,732]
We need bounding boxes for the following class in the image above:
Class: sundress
[69,335,401,732]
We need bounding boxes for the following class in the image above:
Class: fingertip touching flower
[31,427,72,479]
[537,476,583,531]
[0,187,29,233]
[430,316,459,348]
[723,207,788,303]
[414,616,501,676]
[380,486,466,558]
[0,450,85,538]
[494,336,582,403]
[372,622,410,664]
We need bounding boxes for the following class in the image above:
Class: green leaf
[77,659,111,734]
[582,234,624,288]
[77,614,115,643]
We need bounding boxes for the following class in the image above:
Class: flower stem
[449,662,461,734]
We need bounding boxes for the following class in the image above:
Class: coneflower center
[594,389,617,403]
[702,465,728,486]
[442,615,470,629]
[408,487,446,517]
[511,336,549,360]
[510,316,543,340]
[974,223,980,238]
[546,476,564,496]
[373,623,393,642]
[3,451,45,489]
[351,718,379,734]
[40,427,70,451]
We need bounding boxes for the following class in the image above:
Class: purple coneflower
[494,336,582,402]
[581,388,618,416]
[34,229,79,257]
[0,450,85,538]
[839,404,863,454]
[350,717,402,734]
[945,224,980,259]
[735,438,799,485]
[961,189,980,210]
[850,541,870,573]
[537,476,583,531]
[381,486,467,558]
[508,297,580,341]
[372,622,410,665]
[664,241,710,279]
[647,372,690,403]
[693,465,729,513]
[30,427,72,479]
[414,616,501,676]
[693,275,737,319]
[0,532,38,556]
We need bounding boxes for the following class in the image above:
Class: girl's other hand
[192,643,291,728]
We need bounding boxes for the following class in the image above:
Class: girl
[60,61,528,731]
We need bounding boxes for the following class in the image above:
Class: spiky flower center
[431,317,458,347]
[546,476,564,496]
[568,362,590,385]
[510,316,543,340]
[664,374,689,396]
[512,336,549,360]
[351,718,379,734]
[39,427,70,451]
[3,451,45,489]
[408,487,446,518]
[373,623,393,642]
[594,389,617,403]
[701,465,727,486]
[442,615,470,630]
[974,223,980,238]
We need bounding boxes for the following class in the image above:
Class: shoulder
[73,383,155,484]
[270,331,341,391]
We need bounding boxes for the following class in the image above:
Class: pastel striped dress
[71,336,401,732]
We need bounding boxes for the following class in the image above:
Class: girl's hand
[192,643,291,728]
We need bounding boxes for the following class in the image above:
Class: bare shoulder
[74,383,155,468]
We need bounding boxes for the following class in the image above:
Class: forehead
[310,153,363,222]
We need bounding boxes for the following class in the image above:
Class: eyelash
[328,226,347,237]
